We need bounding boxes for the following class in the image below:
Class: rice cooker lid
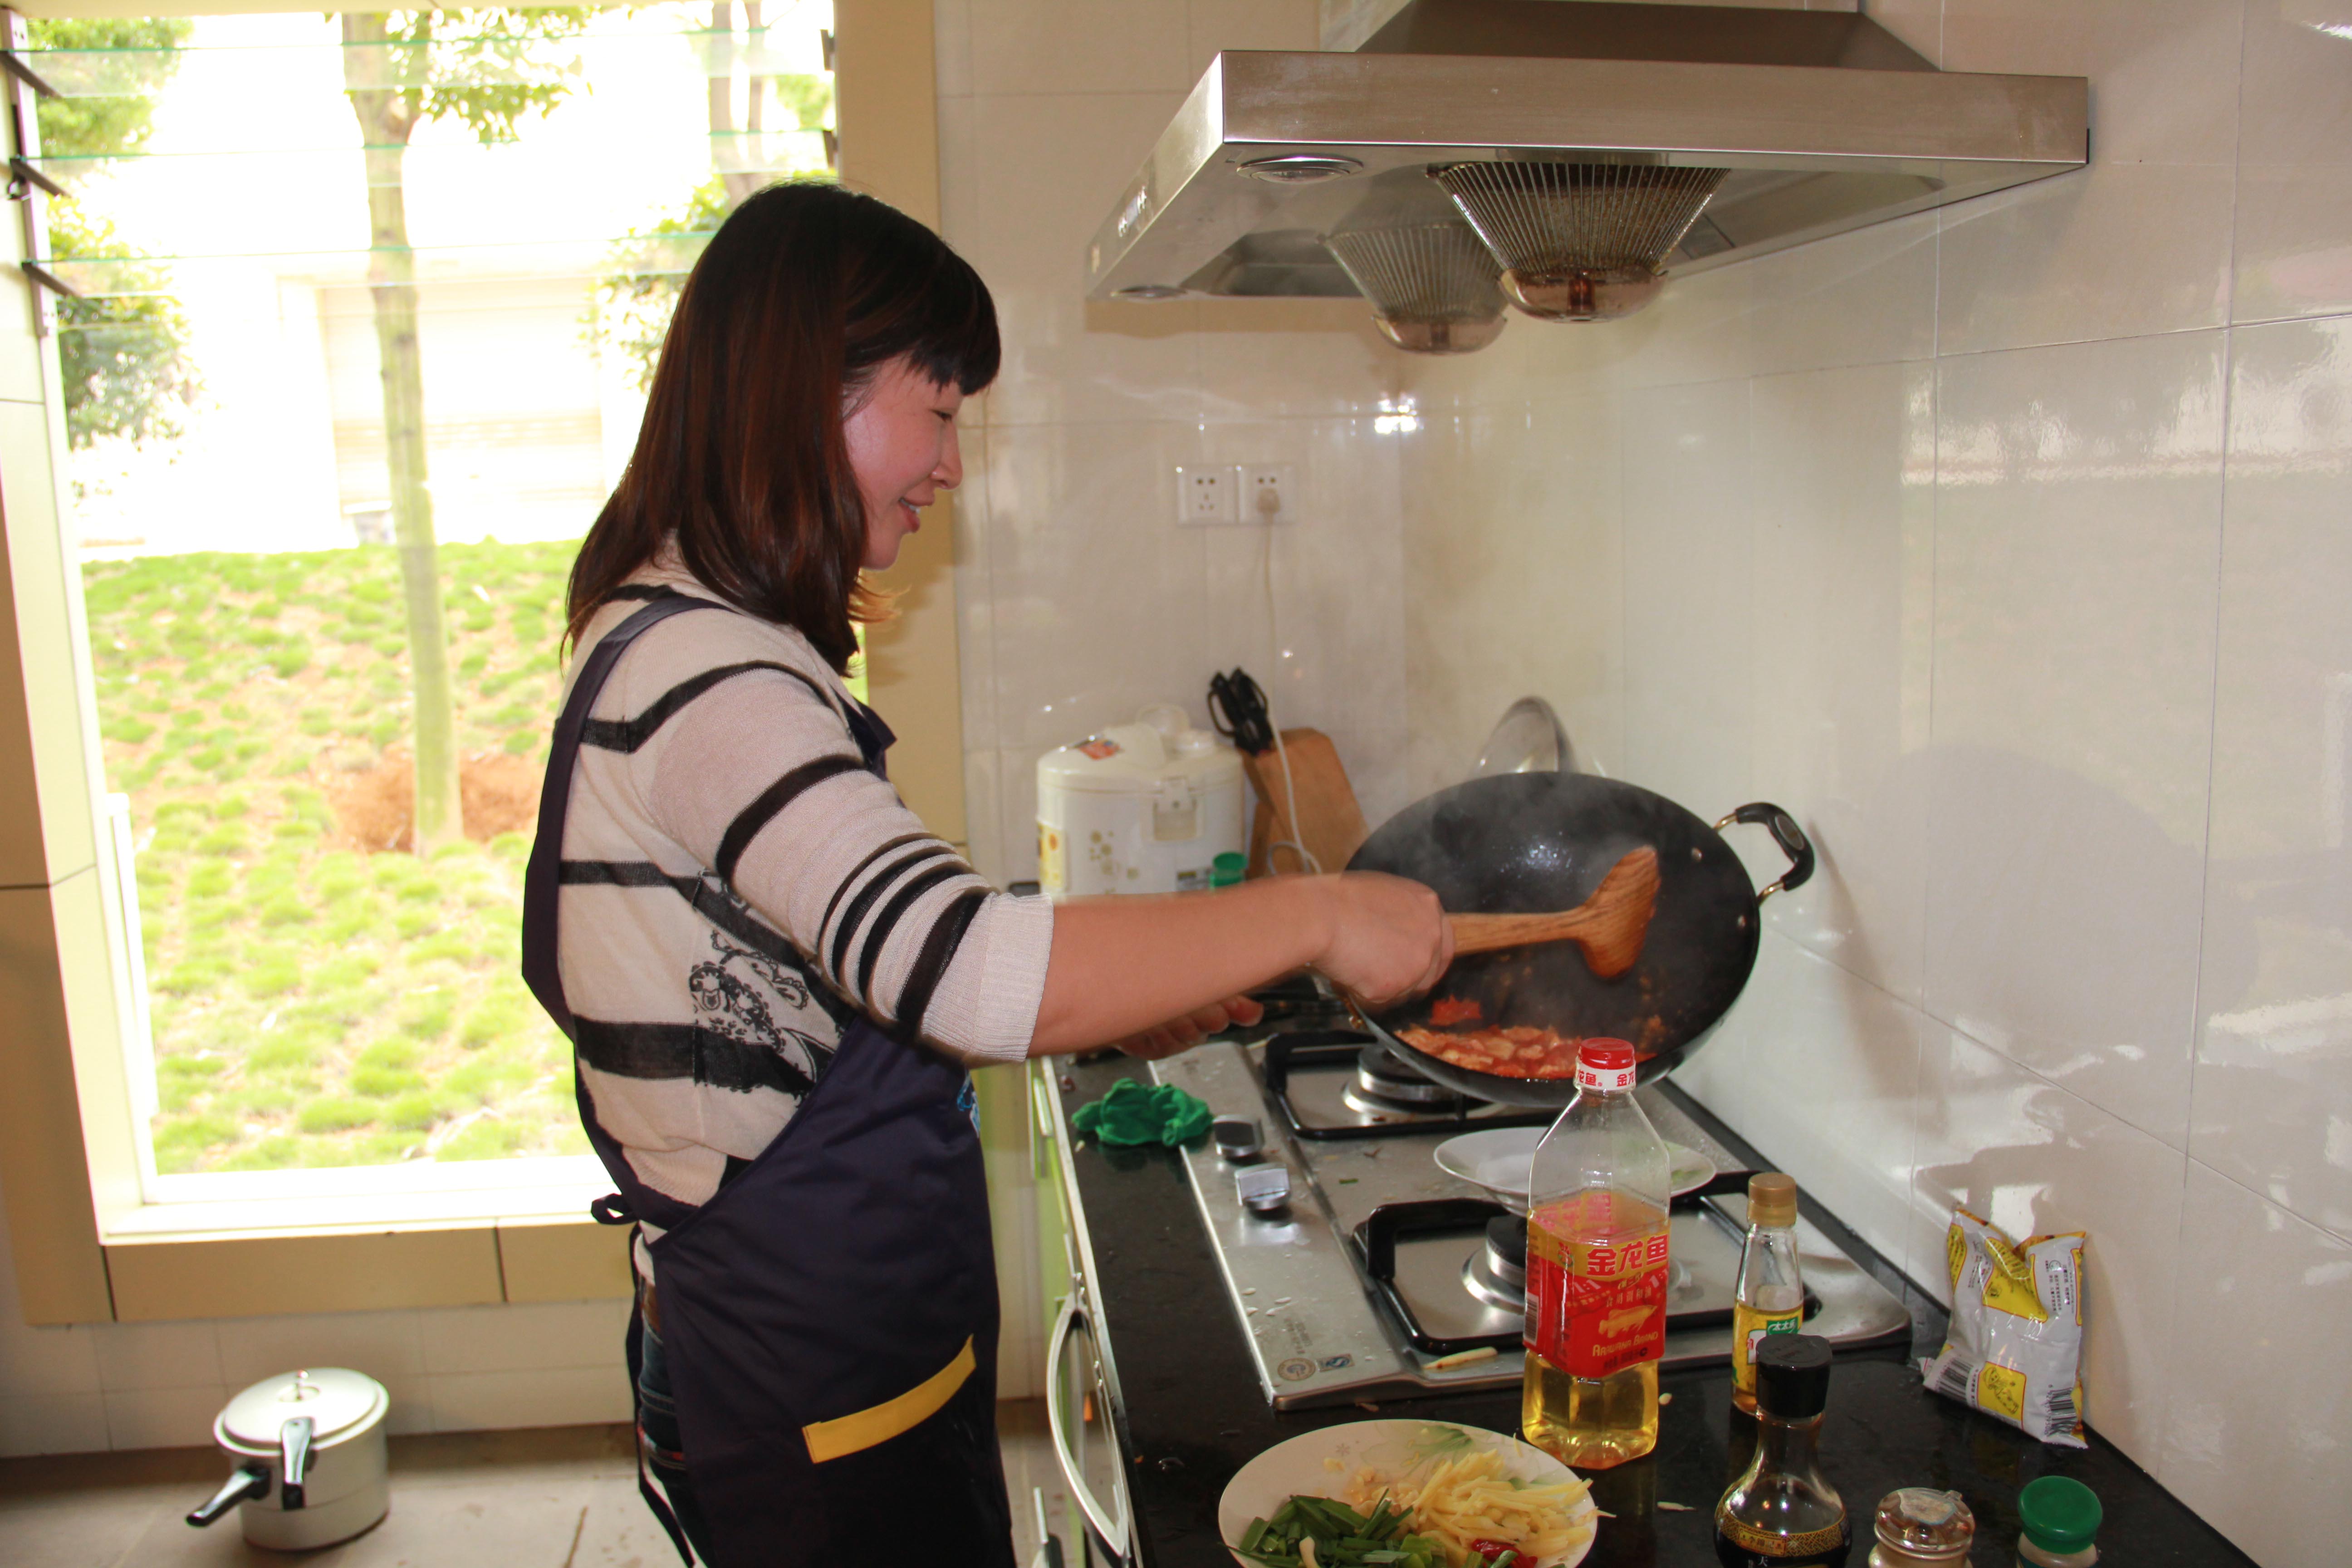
[220,1367,387,1448]
[1038,721,1241,794]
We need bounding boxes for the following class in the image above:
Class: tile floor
[0,1403,1073,1566]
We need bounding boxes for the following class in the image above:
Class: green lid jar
[2016,1475,2101,1567]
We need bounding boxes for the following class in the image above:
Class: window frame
[0,0,965,1324]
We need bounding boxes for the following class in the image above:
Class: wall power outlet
[1173,465,1240,525]
[1240,464,1297,523]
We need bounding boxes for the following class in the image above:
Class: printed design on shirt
[687,928,837,1093]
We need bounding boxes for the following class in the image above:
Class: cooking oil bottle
[1731,1173,1806,1413]
[1521,1038,1672,1469]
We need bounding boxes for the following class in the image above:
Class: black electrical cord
[1206,668,1274,755]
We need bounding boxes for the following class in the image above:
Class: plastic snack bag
[1918,1208,2088,1448]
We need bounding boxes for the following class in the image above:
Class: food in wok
[1396,1021,1591,1081]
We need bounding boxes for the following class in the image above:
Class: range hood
[1083,0,2087,345]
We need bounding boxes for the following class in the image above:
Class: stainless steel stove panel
[1154,1041,1912,1411]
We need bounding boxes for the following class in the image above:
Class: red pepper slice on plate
[1467,1541,1521,1568]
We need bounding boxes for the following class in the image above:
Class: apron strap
[627,1260,700,1568]
[521,593,729,1039]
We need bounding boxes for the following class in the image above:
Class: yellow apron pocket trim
[801,1337,976,1464]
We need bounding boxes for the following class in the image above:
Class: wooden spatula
[1446,847,1662,978]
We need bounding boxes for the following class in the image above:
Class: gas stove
[1152,1038,1912,1411]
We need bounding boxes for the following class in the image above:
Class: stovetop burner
[1345,1042,1459,1112]
[1264,1030,1553,1138]
[1463,1214,1528,1311]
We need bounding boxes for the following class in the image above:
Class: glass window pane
[49,5,834,1181]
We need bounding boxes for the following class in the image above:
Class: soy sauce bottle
[1715,1335,1850,1567]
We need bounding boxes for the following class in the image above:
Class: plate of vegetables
[1220,1420,1595,1568]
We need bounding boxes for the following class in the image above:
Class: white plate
[1433,1128,1716,1214]
[1219,1420,1596,1568]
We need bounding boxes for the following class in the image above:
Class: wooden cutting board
[1240,728,1369,877]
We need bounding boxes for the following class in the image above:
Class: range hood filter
[1322,221,1508,354]
[1430,162,1729,322]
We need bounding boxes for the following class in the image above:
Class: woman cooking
[522,181,1452,1565]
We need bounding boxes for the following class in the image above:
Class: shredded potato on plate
[1339,1449,1592,1567]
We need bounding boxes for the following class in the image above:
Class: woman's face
[844,356,965,572]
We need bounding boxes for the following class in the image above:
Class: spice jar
[1868,1487,1975,1567]
[2015,1475,2101,1567]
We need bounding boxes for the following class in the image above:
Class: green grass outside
[84,539,590,1174]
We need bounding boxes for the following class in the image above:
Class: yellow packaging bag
[1917,1208,2088,1447]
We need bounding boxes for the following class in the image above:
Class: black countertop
[1050,1051,2254,1568]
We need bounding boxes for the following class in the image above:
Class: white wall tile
[935,0,975,99]
[2233,0,2352,324]
[91,1321,221,1392]
[1197,301,1403,422]
[101,1382,227,1452]
[962,92,1204,429]
[1923,331,2227,1147]
[0,1318,101,1401]
[2194,315,2352,1240]
[215,1309,427,1389]
[1185,0,1317,80]
[1398,396,1626,804]
[1908,1026,2186,1474]
[981,419,1212,751]
[1671,936,1926,1265]
[967,0,1194,96]
[1748,362,1936,1004]
[424,1366,634,1432]
[2161,1162,2352,1568]
[1621,379,1755,811]
[1742,211,1939,379]
[1197,416,1409,825]
[416,1299,630,1377]
[0,1391,111,1457]
[1934,0,2240,353]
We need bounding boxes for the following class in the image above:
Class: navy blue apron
[522,594,1013,1567]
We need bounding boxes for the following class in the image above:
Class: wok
[1346,772,1813,1107]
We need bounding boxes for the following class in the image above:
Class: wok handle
[1714,803,1814,902]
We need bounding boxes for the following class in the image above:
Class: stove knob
[1235,1163,1291,1215]
[1211,1115,1264,1163]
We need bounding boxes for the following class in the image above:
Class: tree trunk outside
[710,1,769,208]
[343,15,464,853]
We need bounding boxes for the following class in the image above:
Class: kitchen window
[28,5,836,1223]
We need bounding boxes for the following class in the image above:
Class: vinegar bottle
[1731,1173,1806,1414]
[1521,1038,1672,1469]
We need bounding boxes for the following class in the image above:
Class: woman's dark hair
[566,181,999,670]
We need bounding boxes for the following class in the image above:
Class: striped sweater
[555,560,1053,1253]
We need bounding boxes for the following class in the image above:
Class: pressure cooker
[186,1367,390,1550]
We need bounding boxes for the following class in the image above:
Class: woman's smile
[845,357,964,570]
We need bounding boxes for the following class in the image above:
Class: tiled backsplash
[1394,5,2352,1566]
[936,0,1415,890]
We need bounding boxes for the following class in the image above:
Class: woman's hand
[1112,994,1265,1061]
[1311,872,1453,1009]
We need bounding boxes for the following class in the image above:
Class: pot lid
[220,1367,387,1447]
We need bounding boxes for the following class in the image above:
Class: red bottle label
[1525,1194,1669,1378]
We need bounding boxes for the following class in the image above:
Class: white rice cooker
[1037,705,1245,898]
[186,1367,390,1551]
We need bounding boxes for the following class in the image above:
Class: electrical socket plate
[1240,464,1296,524]
[1173,465,1240,525]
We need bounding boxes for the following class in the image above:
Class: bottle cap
[1748,1172,1798,1228]
[1573,1038,1637,1093]
[1872,1488,1975,1560]
[1753,1333,1833,1420]
[1210,852,1246,887]
[2017,1475,2101,1554]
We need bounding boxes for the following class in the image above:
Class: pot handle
[186,1464,271,1528]
[1714,804,1814,902]
[279,1415,315,1510]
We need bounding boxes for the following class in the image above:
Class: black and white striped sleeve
[617,628,1050,1064]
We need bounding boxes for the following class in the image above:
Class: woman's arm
[1029,872,1451,1056]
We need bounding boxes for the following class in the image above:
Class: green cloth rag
[1069,1079,1213,1147]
